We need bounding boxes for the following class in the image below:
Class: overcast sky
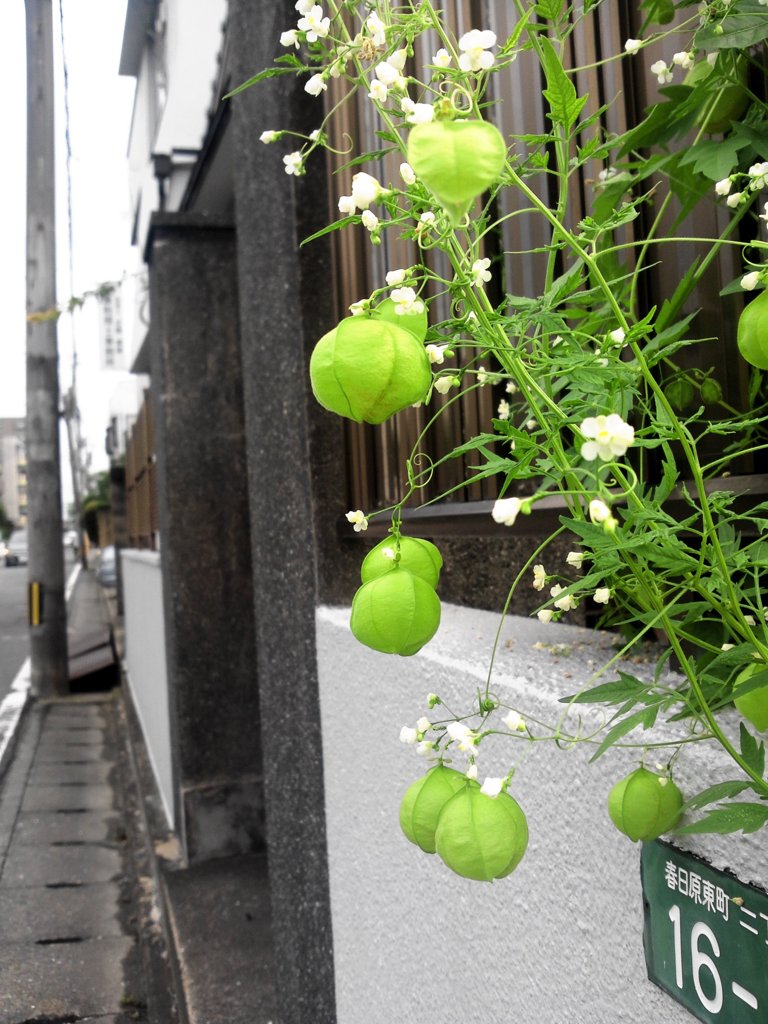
[0,0,137,501]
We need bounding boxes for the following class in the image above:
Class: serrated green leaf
[678,135,751,182]
[674,802,768,836]
[534,0,565,20]
[696,4,768,50]
[223,59,304,98]
[679,780,753,814]
[589,704,660,762]
[560,672,651,707]
[740,721,766,776]
[538,37,588,129]
[300,215,358,247]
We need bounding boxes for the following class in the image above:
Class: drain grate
[35,937,84,946]
[44,882,83,889]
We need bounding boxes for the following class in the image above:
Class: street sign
[642,840,768,1022]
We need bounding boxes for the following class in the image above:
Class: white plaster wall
[316,603,767,1024]
[122,549,174,828]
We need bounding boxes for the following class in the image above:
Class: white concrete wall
[316,603,767,1024]
[122,549,174,828]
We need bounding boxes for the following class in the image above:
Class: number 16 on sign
[642,842,768,1022]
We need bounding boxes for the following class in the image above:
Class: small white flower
[566,550,584,569]
[390,286,424,316]
[399,726,418,744]
[297,5,330,41]
[497,399,511,420]
[471,257,492,287]
[309,129,322,142]
[477,365,488,385]
[416,740,433,756]
[526,418,537,431]
[537,609,554,623]
[580,413,634,462]
[433,375,458,394]
[295,0,315,13]
[305,73,327,96]
[624,38,642,54]
[368,79,389,103]
[551,584,577,612]
[714,177,732,196]
[446,721,476,751]
[399,162,416,186]
[388,48,408,72]
[338,194,356,215]
[351,171,383,209]
[503,710,526,732]
[419,211,436,228]
[385,268,407,287]
[433,47,452,68]
[589,499,616,532]
[381,546,396,561]
[672,51,693,69]
[365,11,387,47]
[416,716,432,734]
[426,344,448,365]
[361,210,379,232]
[741,271,761,291]
[458,29,496,73]
[480,776,504,798]
[427,692,440,707]
[748,162,768,189]
[593,587,611,604]
[609,327,626,345]
[650,59,672,85]
[505,381,518,394]
[375,60,402,87]
[466,764,478,780]
[721,643,735,652]
[532,564,547,591]
[406,102,435,125]
[726,191,745,209]
[400,97,415,115]
[283,151,303,176]
[259,130,279,144]
[745,614,757,626]
[280,29,301,48]
[492,496,522,527]
[349,299,368,316]
[345,509,368,532]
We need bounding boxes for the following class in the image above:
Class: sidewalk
[0,570,177,1024]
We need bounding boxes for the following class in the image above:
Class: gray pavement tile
[29,760,113,785]
[12,810,120,845]
[22,782,116,813]
[0,936,135,1024]
[1,842,123,887]
[44,710,108,726]
[35,745,113,764]
[0,882,124,942]
[38,727,107,745]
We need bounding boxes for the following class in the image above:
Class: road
[0,550,76,704]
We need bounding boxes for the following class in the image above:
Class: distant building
[0,418,27,527]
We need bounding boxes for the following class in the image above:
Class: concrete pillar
[146,214,264,863]
[228,2,339,1021]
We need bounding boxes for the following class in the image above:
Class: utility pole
[26,0,69,698]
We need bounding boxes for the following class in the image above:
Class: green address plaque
[642,840,768,1022]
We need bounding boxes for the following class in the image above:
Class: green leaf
[560,673,651,707]
[223,56,305,98]
[678,135,750,182]
[534,0,565,20]
[740,721,766,777]
[674,802,768,836]
[679,780,753,814]
[538,37,588,130]
[589,704,660,762]
[300,215,358,247]
[696,4,768,50]
[731,123,768,161]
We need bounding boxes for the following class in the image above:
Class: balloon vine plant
[236,0,768,881]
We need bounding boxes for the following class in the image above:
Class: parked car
[5,530,29,567]
[96,545,117,587]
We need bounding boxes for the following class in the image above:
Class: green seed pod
[699,378,722,404]
[684,57,748,134]
[373,297,428,343]
[399,765,469,854]
[309,317,432,424]
[734,664,768,732]
[738,290,768,371]
[434,786,529,882]
[350,568,441,656]
[665,378,695,411]
[607,767,683,842]
[407,120,507,225]
[360,536,443,589]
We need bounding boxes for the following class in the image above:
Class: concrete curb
[0,563,82,781]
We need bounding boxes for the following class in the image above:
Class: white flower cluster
[579,413,634,462]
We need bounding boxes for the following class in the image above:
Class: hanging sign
[642,840,768,1022]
